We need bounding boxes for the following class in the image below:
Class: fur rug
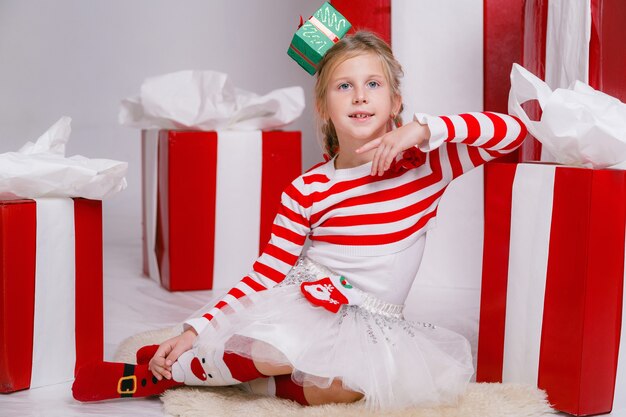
[115,327,555,417]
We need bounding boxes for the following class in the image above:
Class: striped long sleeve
[415,111,527,180]
[185,179,311,335]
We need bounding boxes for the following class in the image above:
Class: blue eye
[367,81,380,89]
[338,82,351,90]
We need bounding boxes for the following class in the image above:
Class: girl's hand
[148,328,197,380]
[356,120,431,176]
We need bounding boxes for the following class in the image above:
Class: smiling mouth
[348,112,374,119]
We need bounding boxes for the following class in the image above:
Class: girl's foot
[72,362,182,402]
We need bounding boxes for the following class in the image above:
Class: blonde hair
[315,31,404,158]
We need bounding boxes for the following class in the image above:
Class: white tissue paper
[0,117,128,200]
[509,63,626,169]
[119,70,305,131]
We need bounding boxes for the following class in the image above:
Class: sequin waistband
[298,257,405,320]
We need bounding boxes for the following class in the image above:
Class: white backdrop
[0,0,320,245]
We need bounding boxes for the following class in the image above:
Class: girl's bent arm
[415,111,527,179]
[360,112,527,177]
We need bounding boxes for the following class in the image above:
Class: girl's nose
[352,94,368,104]
[352,85,368,104]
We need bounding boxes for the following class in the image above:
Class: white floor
[0,240,622,417]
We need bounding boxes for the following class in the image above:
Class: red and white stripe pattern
[141,130,301,291]
[0,198,103,392]
[186,112,527,334]
[477,163,626,416]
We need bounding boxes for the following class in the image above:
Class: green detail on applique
[340,276,352,289]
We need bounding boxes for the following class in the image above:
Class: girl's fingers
[150,351,170,369]
[369,144,377,175]
[371,145,383,176]
[384,145,399,172]
[363,135,403,175]
[376,148,386,175]
[148,339,179,380]
[151,367,164,381]
[378,145,392,175]
[357,137,381,154]
[154,343,171,360]
[150,363,172,380]
[166,344,187,365]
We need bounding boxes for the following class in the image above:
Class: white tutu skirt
[195,257,474,410]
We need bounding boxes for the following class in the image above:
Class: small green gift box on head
[288,2,352,75]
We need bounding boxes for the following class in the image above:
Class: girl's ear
[392,94,402,117]
[316,102,328,121]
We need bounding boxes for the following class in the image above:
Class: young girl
[73,31,527,410]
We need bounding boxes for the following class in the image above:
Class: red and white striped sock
[222,352,265,382]
[274,375,309,405]
[240,375,309,406]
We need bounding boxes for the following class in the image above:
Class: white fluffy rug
[115,327,555,417]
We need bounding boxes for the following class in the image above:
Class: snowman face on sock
[190,357,208,381]
[172,349,240,386]
[172,352,212,384]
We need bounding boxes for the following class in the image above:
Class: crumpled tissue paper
[509,63,626,169]
[0,117,128,200]
[119,70,305,131]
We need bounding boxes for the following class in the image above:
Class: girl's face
[325,52,400,147]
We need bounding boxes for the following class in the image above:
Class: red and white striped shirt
[186,111,527,334]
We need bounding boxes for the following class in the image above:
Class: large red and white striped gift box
[477,162,626,416]
[520,0,626,162]
[0,198,103,393]
[141,130,301,291]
